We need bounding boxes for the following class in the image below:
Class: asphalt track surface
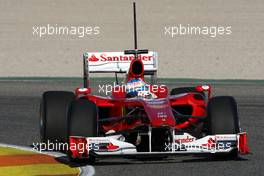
[0,80,263,176]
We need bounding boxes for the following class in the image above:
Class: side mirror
[75,87,91,96]
[195,85,211,98]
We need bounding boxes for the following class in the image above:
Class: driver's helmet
[126,78,156,98]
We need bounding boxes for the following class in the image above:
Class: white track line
[0,143,95,176]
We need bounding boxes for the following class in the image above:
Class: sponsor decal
[175,135,195,143]
[146,99,169,108]
[157,112,168,121]
[88,54,99,62]
[201,137,216,149]
[146,99,167,105]
[88,53,153,62]
[215,135,237,141]
[88,137,110,143]
[149,104,169,109]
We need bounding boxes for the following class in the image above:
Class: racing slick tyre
[67,99,98,163]
[207,96,240,134]
[207,96,240,159]
[170,87,205,97]
[40,91,75,145]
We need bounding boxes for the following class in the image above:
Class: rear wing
[83,51,158,87]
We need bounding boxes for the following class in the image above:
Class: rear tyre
[40,91,75,145]
[207,96,240,159]
[67,99,98,163]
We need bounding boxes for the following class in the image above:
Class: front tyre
[40,91,75,145]
[67,99,98,163]
[207,96,240,134]
[207,96,240,159]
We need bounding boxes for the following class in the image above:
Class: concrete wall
[0,0,263,79]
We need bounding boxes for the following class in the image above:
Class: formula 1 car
[39,3,249,163]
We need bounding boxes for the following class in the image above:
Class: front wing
[68,132,249,159]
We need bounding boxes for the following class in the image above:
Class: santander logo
[88,55,100,62]
[175,135,195,143]
[202,137,216,149]
[87,53,153,62]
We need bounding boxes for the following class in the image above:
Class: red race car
[39,3,249,163]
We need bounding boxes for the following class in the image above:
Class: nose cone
[143,99,175,127]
